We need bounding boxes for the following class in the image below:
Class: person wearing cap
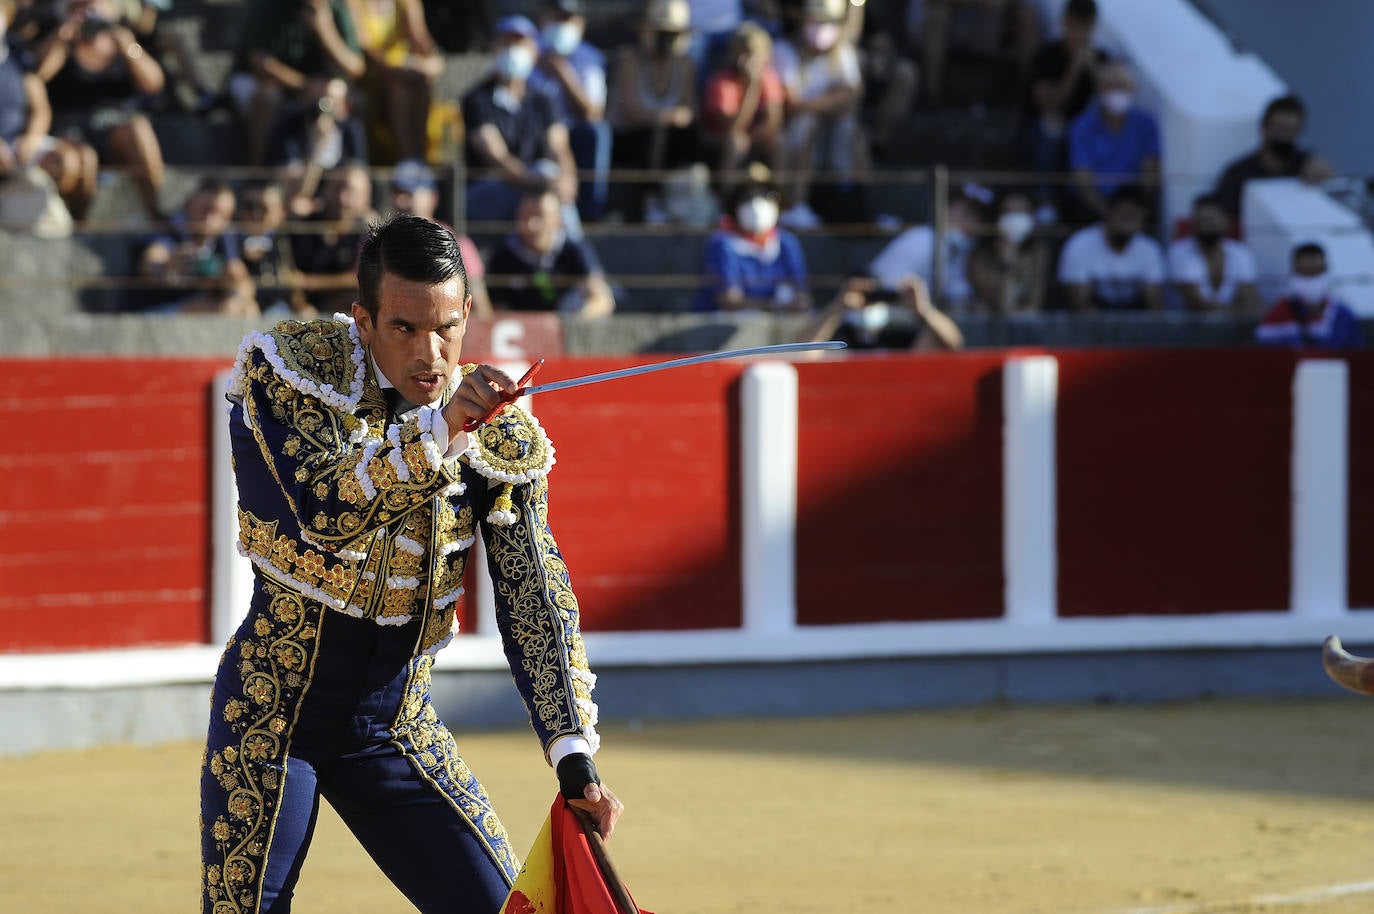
[695,167,809,312]
[607,0,701,220]
[528,0,610,220]
[462,15,583,239]
[390,160,495,318]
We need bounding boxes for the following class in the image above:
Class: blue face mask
[543,21,582,56]
[496,44,536,81]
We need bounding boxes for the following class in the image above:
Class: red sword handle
[460,359,544,433]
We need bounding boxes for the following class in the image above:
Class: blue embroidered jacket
[225,316,599,757]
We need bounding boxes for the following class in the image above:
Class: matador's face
[352,272,471,407]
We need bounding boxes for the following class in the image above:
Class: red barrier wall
[794,353,1006,624]
[1056,350,1296,616]
[1347,354,1374,608]
[533,359,744,631]
[0,358,228,651]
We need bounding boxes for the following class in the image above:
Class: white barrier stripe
[740,362,798,635]
[1291,360,1349,619]
[1003,356,1058,624]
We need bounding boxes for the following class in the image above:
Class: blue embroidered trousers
[200,576,520,914]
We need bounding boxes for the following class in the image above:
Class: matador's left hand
[570,782,625,840]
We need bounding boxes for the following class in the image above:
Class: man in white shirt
[1167,193,1260,312]
[1058,184,1165,310]
[867,185,989,310]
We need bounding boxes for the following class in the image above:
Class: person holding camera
[35,0,166,220]
[265,76,368,172]
[804,272,964,351]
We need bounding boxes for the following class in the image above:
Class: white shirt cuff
[548,734,594,766]
[429,411,470,458]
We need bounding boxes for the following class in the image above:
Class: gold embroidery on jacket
[484,476,596,748]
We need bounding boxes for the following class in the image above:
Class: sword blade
[521,341,846,396]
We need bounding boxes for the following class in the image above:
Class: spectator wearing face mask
[528,0,610,220]
[1068,60,1159,222]
[804,272,964,351]
[1213,94,1334,222]
[607,0,699,220]
[462,16,581,236]
[696,167,809,312]
[966,190,1047,313]
[1256,242,1362,349]
[867,184,990,312]
[1167,193,1259,312]
[771,0,867,230]
[1057,183,1165,311]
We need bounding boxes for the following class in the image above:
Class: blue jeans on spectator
[465,159,585,241]
[569,121,612,221]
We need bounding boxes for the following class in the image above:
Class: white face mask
[496,44,536,81]
[543,21,582,56]
[998,211,1034,245]
[737,197,779,234]
[1101,90,1134,116]
[804,21,841,52]
[1289,273,1330,305]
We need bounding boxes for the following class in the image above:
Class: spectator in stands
[387,160,495,319]
[701,21,784,179]
[349,0,444,166]
[857,28,918,162]
[773,0,867,230]
[0,2,96,221]
[485,187,614,317]
[913,0,1039,106]
[130,177,257,314]
[804,272,964,350]
[1068,61,1159,221]
[265,76,367,171]
[227,0,364,165]
[967,189,1047,313]
[238,181,308,316]
[1168,193,1260,312]
[1256,242,1363,349]
[1023,0,1106,213]
[868,183,990,311]
[35,0,166,219]
[608,0,700,221]
[530,0,610,220]
[1057,183,1165,311]
[696,166,809,312]
[291,163,376,313]
[118,0,215,114]
[462,15,582,237]
[1214,94,1334,221]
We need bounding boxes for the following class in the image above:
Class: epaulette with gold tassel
[460,400,556,525]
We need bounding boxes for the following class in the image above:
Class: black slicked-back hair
[356,213,467,320]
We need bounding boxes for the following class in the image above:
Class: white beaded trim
[462,407,557,485]
[227,315,366,413]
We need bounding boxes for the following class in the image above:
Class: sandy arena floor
[4,700,1374,913]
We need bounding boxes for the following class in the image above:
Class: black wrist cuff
[556,752,600,801]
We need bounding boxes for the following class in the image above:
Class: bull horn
[1322,636,1374,695]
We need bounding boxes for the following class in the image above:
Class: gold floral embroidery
[388,657,521,883]
[203,582,322,914]
[483,476,597,751]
